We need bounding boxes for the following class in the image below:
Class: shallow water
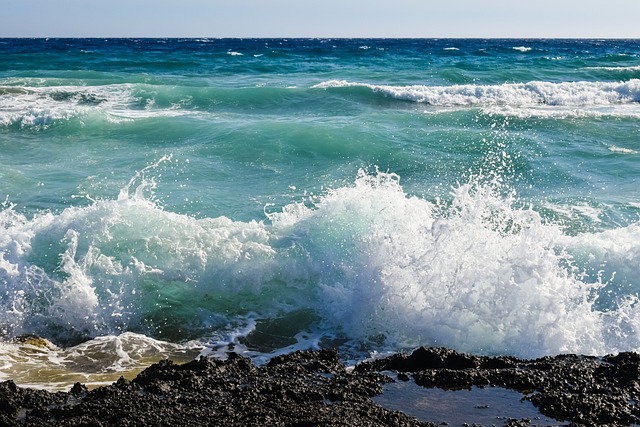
[375,381,564,426]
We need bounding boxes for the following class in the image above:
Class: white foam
[586,65,640,71]
[312,79,640,107]
[541,201,605,226]
[609,145,640,154]
[512,46,532,52]
[1,167,639,362]
[0,81,194,128]
[270,170,640,358]
[0,158,289,343]
[482,104,640,119]
[0,332,201,391]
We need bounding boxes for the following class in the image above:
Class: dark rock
[356,347,479,373]
[1,347,639,426]
[0,349,431,426]
[358,347,640,425]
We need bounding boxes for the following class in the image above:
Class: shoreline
[1,346,638,426]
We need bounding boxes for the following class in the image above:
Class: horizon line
[1,36,639,40]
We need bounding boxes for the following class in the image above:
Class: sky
[1,0,639,39]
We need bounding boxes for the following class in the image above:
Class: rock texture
[1,347,639,426]
[357,347,640,426]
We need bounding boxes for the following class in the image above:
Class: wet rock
[357,347,640,425]
[1,347,639,426]
[0,349,431,426]
[12,334,56,350]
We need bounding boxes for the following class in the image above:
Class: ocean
[1,38,639,390]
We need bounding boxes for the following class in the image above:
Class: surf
[1,162,638,361]
[2,38,640,392]
[312,79,640,107]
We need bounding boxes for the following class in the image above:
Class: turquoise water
[1,38,640,389]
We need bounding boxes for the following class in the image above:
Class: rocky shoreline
[1,347,638,426]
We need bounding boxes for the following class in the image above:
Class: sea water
[1,38,639,390]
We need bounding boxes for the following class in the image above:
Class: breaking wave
[313,79,640,107]
[1,166,639,362]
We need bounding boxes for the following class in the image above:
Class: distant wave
[0,83,196,129]
[482,105,640,119]
[312,79,640,107]
[512,46,532,52]
[4,78,640,130]
[0,80,285,129]
[586,65,640,71]
[608,145,640,154]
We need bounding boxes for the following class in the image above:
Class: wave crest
[313,79,640,107]
[1,168,639,359]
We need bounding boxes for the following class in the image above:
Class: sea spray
[270,170,610,357]
[2,166,640,358]
[2,38,640,392]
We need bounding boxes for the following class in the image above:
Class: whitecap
[312,79,640,108]
[586,65,640,71]
[0,81,203,129]
[608,145,639,154]
[482,104,640,119]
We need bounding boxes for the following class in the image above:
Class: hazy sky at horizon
[1,0,639,39]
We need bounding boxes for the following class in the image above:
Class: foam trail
[586,66,640,71]
[313,79,640,106]
[0,332,201,391]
